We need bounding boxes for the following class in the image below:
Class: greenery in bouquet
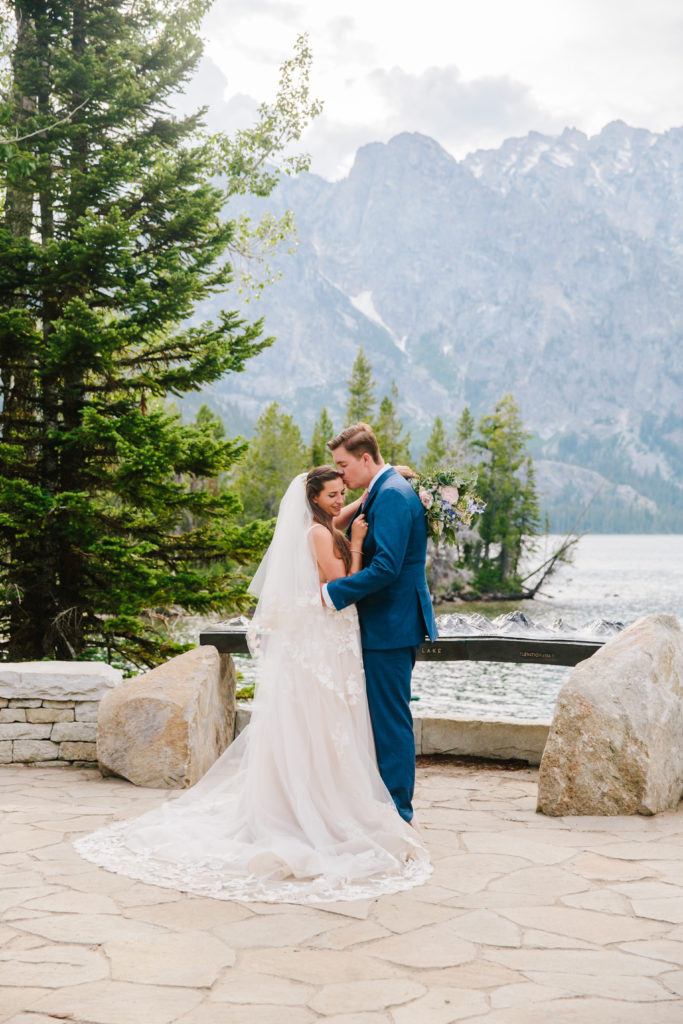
[410,470,486,547]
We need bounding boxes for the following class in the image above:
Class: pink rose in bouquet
[438,485,459,505]
[418,487,434,509]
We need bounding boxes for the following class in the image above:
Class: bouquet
[409,468,486,547]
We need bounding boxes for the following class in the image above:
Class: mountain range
[193,121,683,531]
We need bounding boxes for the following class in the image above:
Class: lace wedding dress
[75,475,431,903]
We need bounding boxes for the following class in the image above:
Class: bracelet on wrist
[351,548,362,553]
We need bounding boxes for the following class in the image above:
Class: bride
[75,467,431,903]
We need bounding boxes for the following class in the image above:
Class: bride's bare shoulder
[309,523,332,550]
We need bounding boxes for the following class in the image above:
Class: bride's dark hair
[306,466,352,574]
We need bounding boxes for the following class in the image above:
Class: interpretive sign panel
[199,625,603,667]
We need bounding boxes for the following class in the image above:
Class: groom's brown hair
[328,422,381,463]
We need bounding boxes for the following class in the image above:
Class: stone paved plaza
[1,759,683,1024]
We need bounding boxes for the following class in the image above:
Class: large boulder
[538,614,683,816]
[97,646,236,788]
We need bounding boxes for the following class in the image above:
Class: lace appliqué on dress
[75,821,432,905]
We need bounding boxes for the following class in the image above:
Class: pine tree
[421,408,477,473]
[450,406,478,473]
[374,381,411,464]
[233,403,308,521]
[0,3,318,666]
[471,394,542,589]
[345,347,376,424]
[195,403,226,440]
[310,407,334,466]
[187,403,226,503]
[456,407,475,444]
[421,416,448,472]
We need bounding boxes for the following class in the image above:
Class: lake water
[412,534,683,721]
[223,534,682,722]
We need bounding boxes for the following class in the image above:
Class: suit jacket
[326,467,438,650]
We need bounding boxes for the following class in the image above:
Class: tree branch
[0,98,90,144]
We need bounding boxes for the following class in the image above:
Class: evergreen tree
[456,407,475,444]
[0,3,318,665]
[345,347,376,424]
[471,394,542,588]
[195,403,226,439]
[451,406,478,473]
[374,381,411,464]
[184,403,226,504]
[421,415,448,472]
[420,408,476,473]
[310,406,334,466]
[233,403,308,522]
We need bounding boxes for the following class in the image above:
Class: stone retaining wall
[0,662,122,767]
[0,697,100,765]
[235,705,551,765]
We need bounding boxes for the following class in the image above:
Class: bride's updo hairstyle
[306,466,352,574]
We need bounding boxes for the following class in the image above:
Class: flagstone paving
[1,758,683,1023]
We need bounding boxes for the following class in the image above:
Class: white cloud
[298,65,564,178]
[172,56,261,136]
[369,66,563,153]
[172,57,229,124]
[173,0,683,179]
[298,117,385,179]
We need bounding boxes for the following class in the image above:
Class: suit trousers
[362,646,419,823]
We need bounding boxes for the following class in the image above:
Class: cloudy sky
[178,0,683,179]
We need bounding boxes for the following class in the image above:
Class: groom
[323,423,438,823]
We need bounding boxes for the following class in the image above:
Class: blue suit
[326,467,438,821]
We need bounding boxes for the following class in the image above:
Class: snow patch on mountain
[349,291,406,351]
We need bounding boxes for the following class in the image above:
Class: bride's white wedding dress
[75,475,431,903]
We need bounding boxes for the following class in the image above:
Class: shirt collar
[367,463,392,493]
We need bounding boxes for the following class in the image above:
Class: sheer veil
[246,472,320,664]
